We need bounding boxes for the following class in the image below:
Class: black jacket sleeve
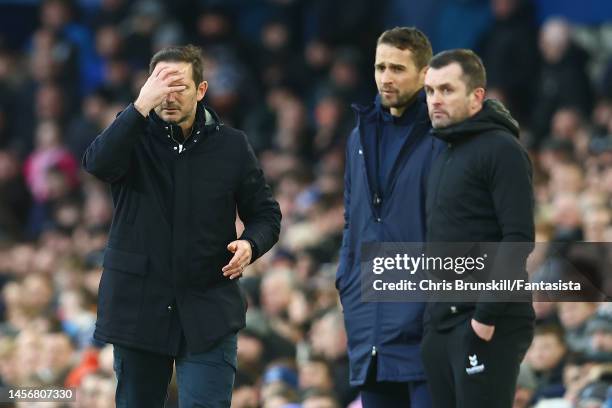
[82,104,147,183]
[236,131,281,262]
[473,134,535,325]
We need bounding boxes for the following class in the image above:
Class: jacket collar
[351,89,428,125]
[432,99,519,143]
[150,101,222,135]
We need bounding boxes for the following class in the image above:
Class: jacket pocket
[98,247,149,333]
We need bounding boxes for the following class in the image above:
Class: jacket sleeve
[336,129,355,286]
[82,104,147,183]
[473,135,535,325]
[236,132,281,263]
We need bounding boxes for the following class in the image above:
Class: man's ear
[418,65,429,84]
[473,87,485,104]
[197,81,208,102]
[468,87,486,114]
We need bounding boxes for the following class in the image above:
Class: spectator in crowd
[478,0,539,125]
[65,88,114,161]
[302,388,342,408]
[558,302,598,353]
[35,331,75,386]
[0,151,31,241]
[299,356,335,393]
[586,310,612,361]
[526,325,568,402]
[309,311,355,406]
[531,18,593,145]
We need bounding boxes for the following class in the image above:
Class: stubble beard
[380,90,416,111]
[431,115,450,129]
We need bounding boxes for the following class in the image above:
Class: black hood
[432,99,519,143]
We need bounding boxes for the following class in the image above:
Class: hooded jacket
[83,102,281,355]
[425,99,535,329]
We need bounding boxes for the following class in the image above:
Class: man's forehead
[425,63,463,84]
[156,60,195,85]
[156,60,191,73]
[375,44,414,65]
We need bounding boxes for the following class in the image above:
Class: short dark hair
[377,27,432,70]
[149,45,204,86]
[429,49,487,92]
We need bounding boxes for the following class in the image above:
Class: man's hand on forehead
[133,64,189,116]
[162,66,190,87]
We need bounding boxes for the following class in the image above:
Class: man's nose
[381,71,393,85]
[166,92,176,103]
[429,90,442,105]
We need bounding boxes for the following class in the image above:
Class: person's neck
[179,116,196,141]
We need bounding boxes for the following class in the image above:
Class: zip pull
[371,346,377,356]
[178,144,184,153]
[373,193,382,207]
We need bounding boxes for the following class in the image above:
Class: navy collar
[352,89,428,125]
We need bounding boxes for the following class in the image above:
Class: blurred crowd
[0,0,610,407]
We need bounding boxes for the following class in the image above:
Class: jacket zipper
[170,125,202,154]
[169,126,184,153]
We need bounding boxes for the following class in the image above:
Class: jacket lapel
[386,98,431,197]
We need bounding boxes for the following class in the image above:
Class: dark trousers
[113,333,237,408]
[360,355,432,408]
[421,317,533,408]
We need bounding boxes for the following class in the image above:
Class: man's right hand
[133,65,187,117]
[471,318,495,342]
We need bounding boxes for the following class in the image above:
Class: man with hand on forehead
[83,45,281,407]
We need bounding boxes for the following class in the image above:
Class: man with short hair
[337,27,443,407]
[83,45,281,407]
[421,49,535,407]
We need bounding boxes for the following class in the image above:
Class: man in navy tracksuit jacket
[337,27,444,407]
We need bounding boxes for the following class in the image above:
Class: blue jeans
[113,334,237,408]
